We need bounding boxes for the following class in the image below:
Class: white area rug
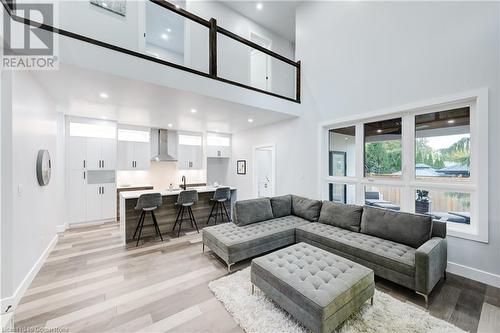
[208,268,465,333]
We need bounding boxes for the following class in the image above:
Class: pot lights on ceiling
[248,118,254,123]
[447,119,455,124]
[167,123,173,127]
[166,28,172,33]
[256,2,263,10]
[190,108,197,113]
[99,92,109,99]
[376,129,383,133]
[161,33,169,40]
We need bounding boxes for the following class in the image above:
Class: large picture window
[322,91,488,242]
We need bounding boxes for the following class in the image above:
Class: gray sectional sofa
[202,194,447,305]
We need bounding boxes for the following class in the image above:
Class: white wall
[230,1,500,284]
[1,70,65,310]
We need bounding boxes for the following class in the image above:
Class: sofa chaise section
[202,195,321,271]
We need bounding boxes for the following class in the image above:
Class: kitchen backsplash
[116,161,207,190]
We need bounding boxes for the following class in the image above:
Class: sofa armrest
[415,237,447,295]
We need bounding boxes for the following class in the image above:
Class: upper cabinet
[86,137,117,170]
[117,127,151,170]
[177,133,203,170]
[207,133,231,158]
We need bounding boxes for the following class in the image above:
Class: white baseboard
[0,234,58,313]
[68,219,116,229]
[448,261,500,288]
[56,223,68,233]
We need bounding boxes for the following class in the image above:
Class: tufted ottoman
[251,242,374,333]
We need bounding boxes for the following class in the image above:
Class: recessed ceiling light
[161,33,169,40]
[101,116,107,120]
[175,4,180,9]
[99,92,108,99]
[376,129,383,133]
[248,118,254,123]
[191,108,197,113]
[167,123,173,127]
[447,119,455,124]
[166,28,172,33]
[256,3,263,10]
[102,3,108,7]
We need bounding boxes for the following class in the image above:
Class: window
[364,185,401,211]
[178,134,202,146]
[69,122,116,139]
[415,107,470,180]
[329,183,356,204]
[329,126,355,177]
[322,91,488,242]
[364,118,402,178]
[207,134,230,147]
[118,129,150,142]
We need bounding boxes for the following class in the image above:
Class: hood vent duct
[151,129,178,162]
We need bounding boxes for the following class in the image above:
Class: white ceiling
[33,64,295,133]
[219,1,301,42]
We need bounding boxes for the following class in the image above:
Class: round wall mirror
[36,150,51,186]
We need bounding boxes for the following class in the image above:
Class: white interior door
[250,51,268,91]
[254,145,275,198]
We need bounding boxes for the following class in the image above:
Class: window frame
[319,89,488,243]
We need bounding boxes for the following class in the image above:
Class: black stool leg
[207,201,216,225]
[133,211,145,240]
[177,206,185,237]
[151,211,163,242]
[214,202,219,225]
[219,202,225,222]
[136,211,146,247]
[188,207,199,233]
[188,207,195,229]
[173,206,182,231]
[222,201,231,222]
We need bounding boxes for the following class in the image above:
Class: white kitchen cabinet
[86,184,103,222]
[69,136,87,170]
[207,145,231,158]
[117,141,151,170]
[177,144,203,169]
[85,183,116,223]
[68,169,87,224]
[86,138,117,170]
[101,183,117,220]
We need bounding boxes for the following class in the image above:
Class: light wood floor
[13,222,500,333]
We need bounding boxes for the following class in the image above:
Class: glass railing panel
[217,32,297,100]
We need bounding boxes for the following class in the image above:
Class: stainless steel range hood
[151,129,178,162]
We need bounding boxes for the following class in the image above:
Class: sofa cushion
[360,206,432,249]
[203,216,310,262]
[296,223,415,277]
[233,198,274,226]
[292,195,322,222]
[271,195,292,218]
[319,201,363,232]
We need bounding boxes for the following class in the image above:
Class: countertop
[120,186,236,200]
[117,184,154,190]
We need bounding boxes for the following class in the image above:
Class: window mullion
[401,114,415,212]
[355,123,365,205]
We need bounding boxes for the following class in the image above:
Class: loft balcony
[2,0,301,114]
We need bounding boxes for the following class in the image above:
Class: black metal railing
[2,0,301,103]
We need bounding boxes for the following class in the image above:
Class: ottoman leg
[370,297,373,306]
[202,243,205,253]
[252,284,255,295]
[227,262,233,274]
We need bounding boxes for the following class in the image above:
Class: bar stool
[207,187,231,225]
[172,190,199,237]
[132,193,163,247]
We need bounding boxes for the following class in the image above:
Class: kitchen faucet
[181,175,187,190]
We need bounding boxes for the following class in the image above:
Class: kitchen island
[119,186,237,245]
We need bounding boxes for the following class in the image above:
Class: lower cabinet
[68,171,116,225]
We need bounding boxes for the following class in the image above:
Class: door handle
[83,160,86,168]
[102,186,104,194]
[98,187,101,194]
[83,171,86,179]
